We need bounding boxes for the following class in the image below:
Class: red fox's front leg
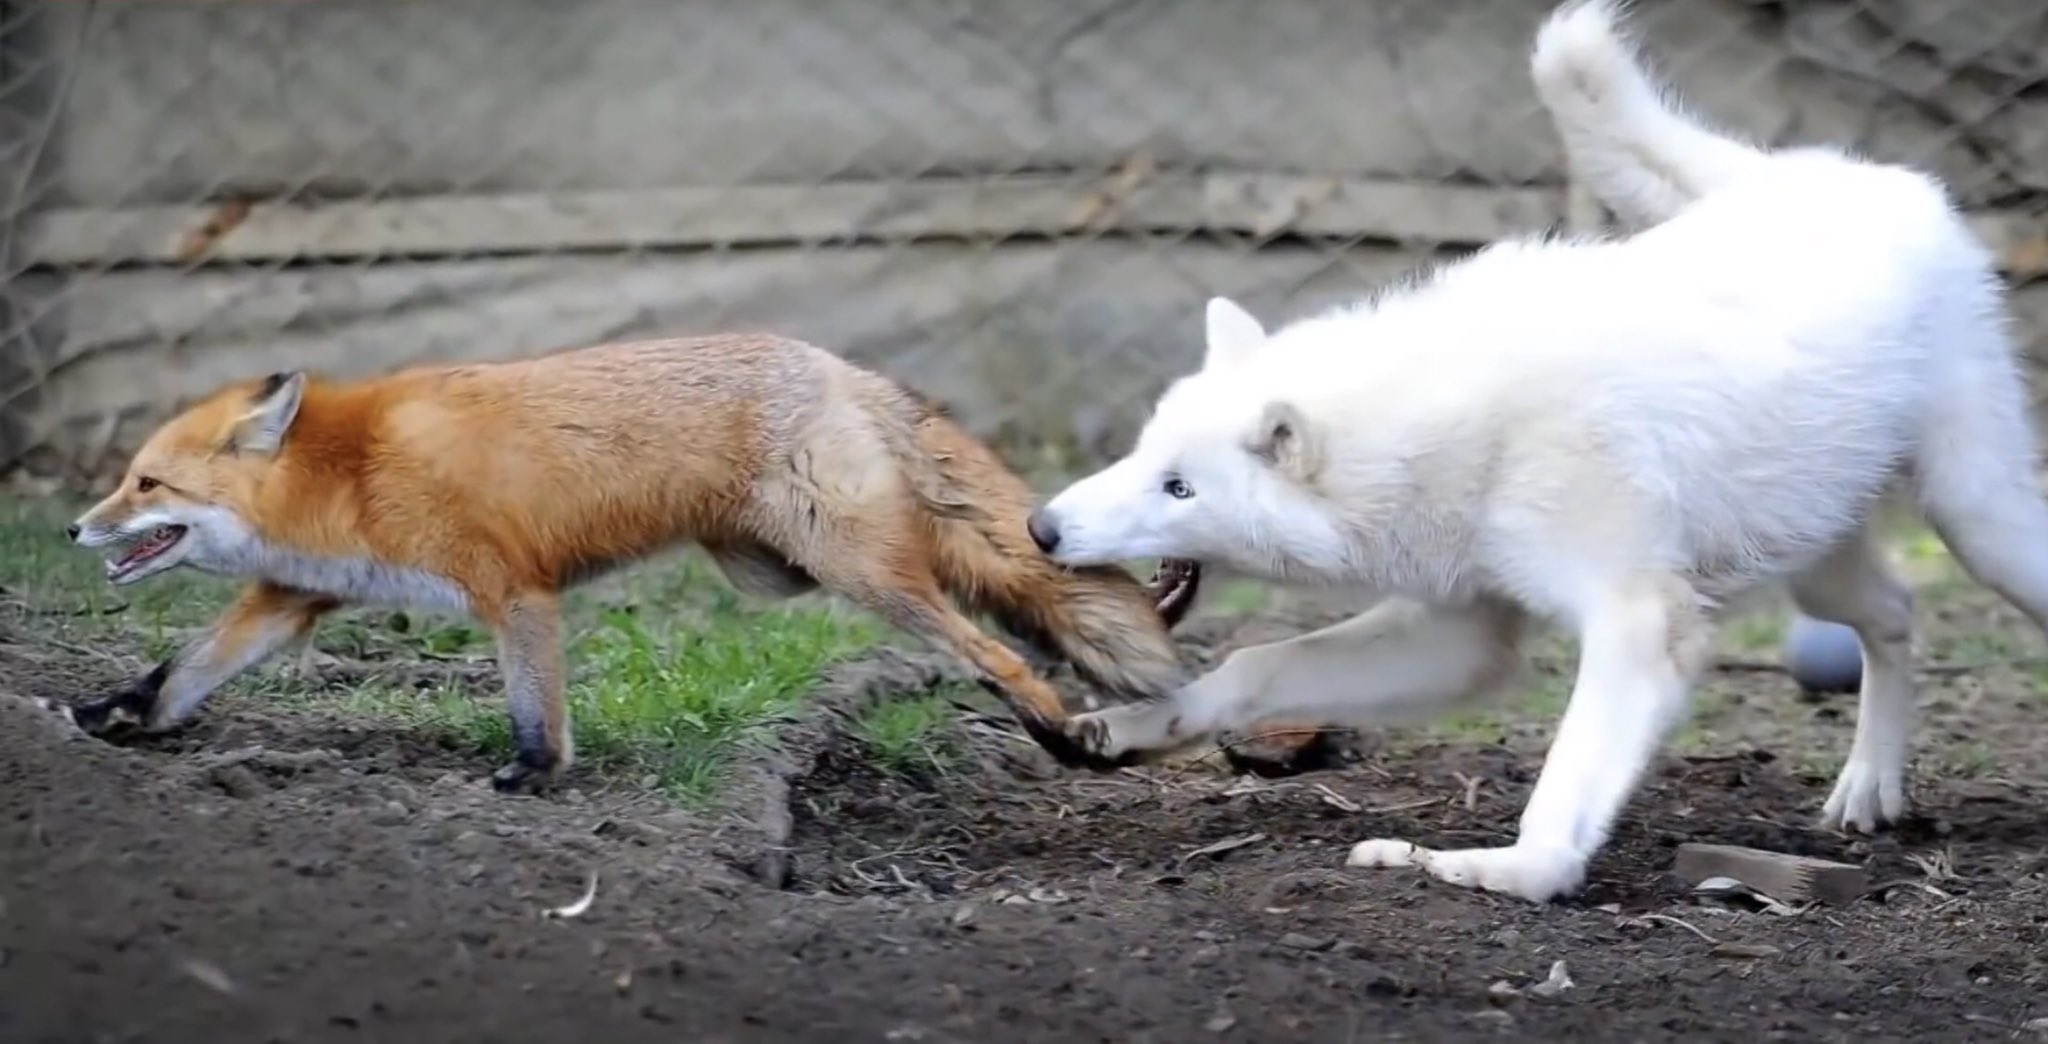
[71,581,336,735]
[480,593,572,795]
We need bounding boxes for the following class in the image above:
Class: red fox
[60,334,1248,792]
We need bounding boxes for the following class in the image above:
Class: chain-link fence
[1,0,2044,485]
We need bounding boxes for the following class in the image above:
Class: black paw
[1019,714,1144,774]
[489,755,560,796]
[1220,728,1353,779]
[69,662,169,738]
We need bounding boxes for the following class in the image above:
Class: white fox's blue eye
[1163,477,1193,499]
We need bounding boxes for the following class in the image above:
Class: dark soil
[4,607,2046,1043]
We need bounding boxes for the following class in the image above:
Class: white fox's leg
[1063,596,1527,762]
[1787,530,1918,832]
[1910,315,2048,632]
[70,582,335,734]
[1349,575,1708,903]
[1915,427,2048,636]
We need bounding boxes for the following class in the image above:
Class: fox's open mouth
[106,525,188,581]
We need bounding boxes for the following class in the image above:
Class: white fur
[1037,0,2048,903]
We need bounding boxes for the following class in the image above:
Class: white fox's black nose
[1026,508,1060,554]
[64,523,80,542]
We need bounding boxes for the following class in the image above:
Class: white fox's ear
[1202,296,1267,372]
[1245,399,1321,481]
[229,370,306,455]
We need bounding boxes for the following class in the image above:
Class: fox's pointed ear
[1202,296,1267,372]
[228,371,305,455]
[1245,400,1321,480]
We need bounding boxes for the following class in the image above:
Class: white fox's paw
[1347,838,1586,903]
[1819,755,1908,833]
[1061,700,1190,763]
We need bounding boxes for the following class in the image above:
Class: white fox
[1025,0,2048,902]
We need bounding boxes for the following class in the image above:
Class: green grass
[370,606,885,801]
[566,607,882,799]
[1725,606,1787,655]
[851,689,963,776]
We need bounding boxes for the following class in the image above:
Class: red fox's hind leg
[783,531,1129,770]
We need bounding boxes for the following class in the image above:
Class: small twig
[1715,656,2048,677]
[1175,832,1267,867]
[1,595,130,618]
[1312,782,1361,813]
[1621,912,1720,945]
[542,872,599,920]
[41,637,129,665]
[1454,772,1485,811]
[1361,795,1444,816]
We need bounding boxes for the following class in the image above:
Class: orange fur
[65,335,1198,790]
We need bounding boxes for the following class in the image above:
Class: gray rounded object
[1783,612,1863,694]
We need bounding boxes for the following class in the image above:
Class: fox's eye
[135,476,159,493]
[1162,477,1193,500]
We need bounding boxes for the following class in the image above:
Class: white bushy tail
[1530,0,1768,228]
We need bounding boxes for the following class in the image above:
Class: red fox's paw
[1220,725,1355,779]
[489,751,565,796]
[69,661,170,739]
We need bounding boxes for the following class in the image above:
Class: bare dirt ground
[3,502,2046,1042]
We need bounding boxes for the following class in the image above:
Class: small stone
[449,830,486,856]
[1488,927,1523,947]
[1204,1010,1238,1033]
[1529,960,1574,999]
[2023,1017,2048,1037]
[1277,932,1333,952]
[1489,980,1519,996]
[371,801,410,826]
[490,823,518,838]
[950,904,977,928]
[1188,944,1224,967]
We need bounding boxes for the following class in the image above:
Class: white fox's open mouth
[107,525,187,582]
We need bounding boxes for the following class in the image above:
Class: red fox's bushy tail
[1530,0,1768,228]
[877,388,1189,702]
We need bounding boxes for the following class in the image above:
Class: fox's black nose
[64,523,80,542]
[1026,508,1060,554]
